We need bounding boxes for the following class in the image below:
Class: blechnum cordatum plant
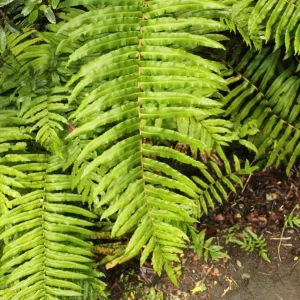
[0,0,299,298]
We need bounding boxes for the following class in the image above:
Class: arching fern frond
[219,45,300,174]
[58,0,231,284]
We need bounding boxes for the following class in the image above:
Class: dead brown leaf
[215,214,226,222]
[211,268,220,277]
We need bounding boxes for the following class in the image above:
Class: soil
[107,166,300,300]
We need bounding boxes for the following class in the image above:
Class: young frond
[226,225,270,262]
[284,206,300,228]
[190,228,229,262]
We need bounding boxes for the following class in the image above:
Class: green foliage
[54,0,239,287]
[219,43,300,174]
[0,103,108,298]
[191,228,229,262]
[284,206,300,228]
[193,153,257,215]
[0,0,299,297]
[0,0,57,25]
[120,271,164,300]
[226,225,270,262]
[228,0,300,54]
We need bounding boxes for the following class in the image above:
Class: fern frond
[220,45,300,173]
[230,0,300,53]
[19,88,70,157]
[0,99,31,215]
[59,1,230,284]
[0,27,73,157]
[0,28,39,93]
[0,153,107,298]
[226,225,270,262]
[192,151,256,215]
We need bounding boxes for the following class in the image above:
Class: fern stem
[137,1,154,230]
[284,0,299,9]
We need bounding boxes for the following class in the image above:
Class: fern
[226,225,270,262]
[0,0,242,293]
[0,164,107,298]
[0,22,108,300]
[284,206,300,228]
[218,44,300,174]
[48,0,243,285]
[0,115,107,298]
[2,0,297,296]
[229,0,300,54]
[0,101,107,298]
[190,228,229,262]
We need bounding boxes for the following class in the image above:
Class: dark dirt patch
[108,166,300,300]
[157,233,300,300]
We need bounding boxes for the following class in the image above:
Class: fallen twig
[292,258,300,269]
[202,265,214,283]
[241,174,252,194]
[273,291,284,300]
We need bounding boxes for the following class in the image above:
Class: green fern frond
[192,151,256,215]
[226,225,270,262]
[0,100,31,215]
[222,0,263,49]
[220,45,300,174]
[230,0,300,53]
[58,1,230,284]
[190,228,229,262]
[0,27,73,157]
[19,88,70,157]
[0,153,107,299]
[0,28,39,93]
